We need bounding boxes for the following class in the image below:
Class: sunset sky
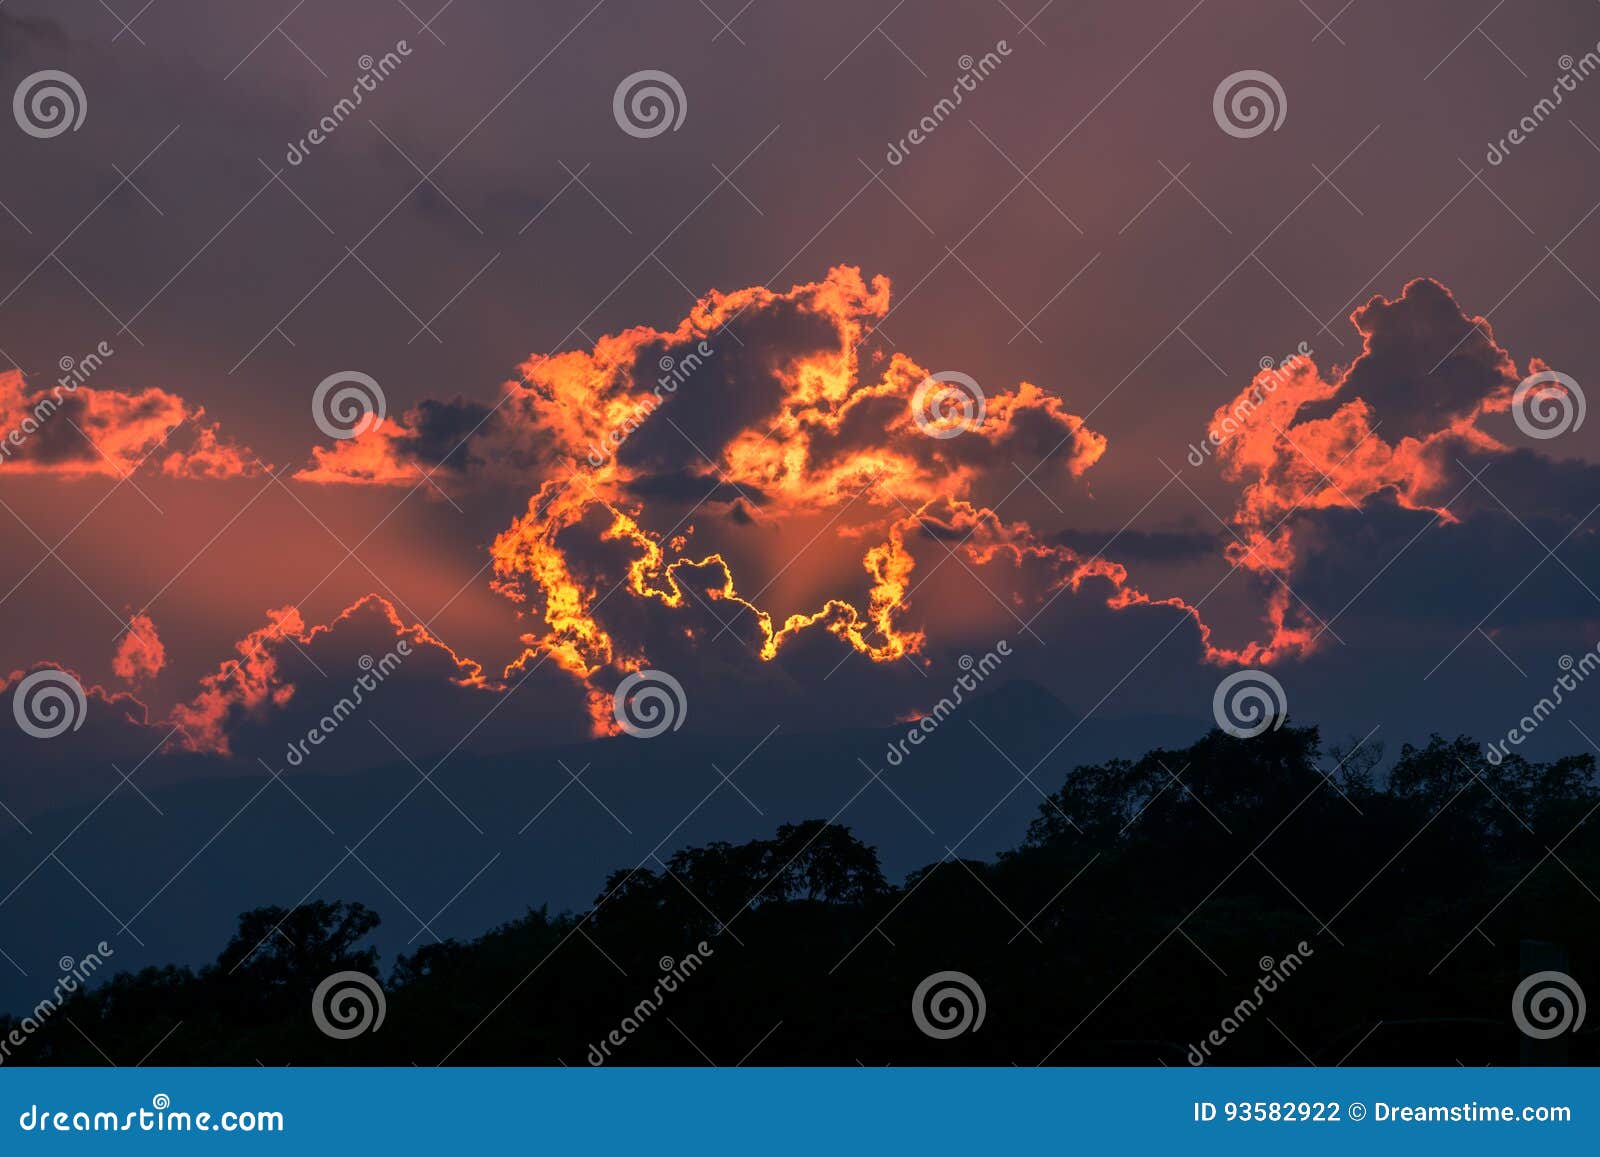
[2,0,1599,815]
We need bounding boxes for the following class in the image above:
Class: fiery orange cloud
[292,267,1113,732]
[0,370,264,480]
[467,268,1120,731]
[1192,277,1531,661]
[112,613,166,685]
[0,268,1559,756]
[1212,278,1520,573]
[166,594,493,756]
[194,271,1557,743]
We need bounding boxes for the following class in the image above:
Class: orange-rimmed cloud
[112,612,165,685]
[458,268,1120,731]
[276,270,1570,739]
[0,270,1576,762]
[1199,277,1534,659]
[166,594,494,757]
[0,369,264,479]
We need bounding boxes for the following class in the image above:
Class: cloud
[456,268,1139,731]
[165,594,500,758]
[294,267,1107,501]
[0,662,166,816]
[1199,276,1598,662]
[8,270,1587,767]
[0,370,264,480]
[1053,526,1219,564]
[306,268,1570,731]
[112,613,165,685]
[1211,279,1521,573]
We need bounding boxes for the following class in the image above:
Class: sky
[1,0,1599,823]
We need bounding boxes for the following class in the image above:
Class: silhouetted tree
[5,725,1596,1066]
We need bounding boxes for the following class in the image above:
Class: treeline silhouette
[5,722,1597,1065]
